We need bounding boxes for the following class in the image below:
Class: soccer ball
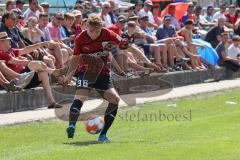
[84,116,105,134]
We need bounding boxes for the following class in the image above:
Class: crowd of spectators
[0,0,240,108]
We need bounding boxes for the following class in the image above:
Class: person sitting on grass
[0,32,67,108]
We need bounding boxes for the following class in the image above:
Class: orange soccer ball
[84,116,105,134]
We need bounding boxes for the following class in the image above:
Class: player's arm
[108,30,129,50]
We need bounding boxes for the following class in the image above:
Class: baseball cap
[117,15,127,22]
[72,10,82,17]
[0,32,11,40]
[144,0,153,6]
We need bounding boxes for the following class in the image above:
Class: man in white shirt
[100,2,113,27]
[213,4,226,22]
[139,0,158,29]
[23,0,43,23]
[228,35,240,59]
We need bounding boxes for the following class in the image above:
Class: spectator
[108,19,154,75]
[61,13,76,48]
[194,5,215,31]
[23,0,44,22]
[205,17,225,48]
[156,16,191,70]
[126,6,135,18]
[5,0,16,11]
[38,12,71,69]
[21,16,43,44]
[108,0,118,24]
[123,21,161,72]
[233,9,240,35]
[0,32,68,108]
[227,35,240,59]
[216,32,240,72]
[166,5,181,30]
[213,4,226,22]
[71,10,83,35]
[181,4,196,25]
[177,19,206,70]
[137,15,168,70]
[0,70,22,91]
[100,2,113,27]
[139,0,158,29]
[108,15,126,35]
[12,8,25,30]
[204,6,214,22]
[16,0,25,11]
[21,16,55,69]
[74,4,85,15]
[224,4,237,29]
[133,0,143,15]
[152,4,161,26]
[0,11,25,48]
[40,2,50,15]
[47,12,64,41]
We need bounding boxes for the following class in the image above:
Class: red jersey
[0,49,25,73]
[74,27,125,74]
[108,24,123,35]
[224,13,237,24]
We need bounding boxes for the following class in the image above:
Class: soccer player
[65,14,128,142]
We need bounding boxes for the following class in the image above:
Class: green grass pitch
[0,88,240,160]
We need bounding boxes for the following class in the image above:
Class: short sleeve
[12,49,20,57]
[0,51,12,62]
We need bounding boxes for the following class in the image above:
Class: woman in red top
[65,14,127,142]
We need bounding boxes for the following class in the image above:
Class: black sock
[69,99,83,127]
[100,103,118,136]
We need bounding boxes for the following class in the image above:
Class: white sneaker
[17,71,35,88]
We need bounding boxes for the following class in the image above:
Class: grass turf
[0,88,240,160]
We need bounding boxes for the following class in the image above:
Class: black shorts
[75,71,114,91]
[20,68,41,89]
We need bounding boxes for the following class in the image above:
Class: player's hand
[102,41,116,51]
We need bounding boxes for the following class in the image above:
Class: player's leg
[67,88,90,138]
[98,87,120,142]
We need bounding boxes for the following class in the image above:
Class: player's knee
[110,95,120,105]
[108,103,119,116]
[70,99,83,114]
